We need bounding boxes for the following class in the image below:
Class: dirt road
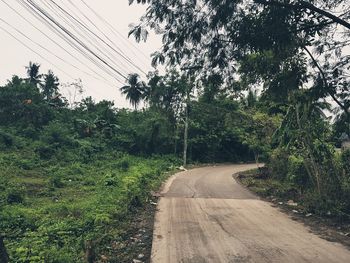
[151,164,350,263]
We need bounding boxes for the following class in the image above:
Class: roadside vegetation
[0,64,275,262]
[0,65,183,262]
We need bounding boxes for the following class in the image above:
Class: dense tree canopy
[130,0,350,126]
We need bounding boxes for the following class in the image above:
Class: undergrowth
[0,148,179,262]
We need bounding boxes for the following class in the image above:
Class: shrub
[6,189,24,204]
[269,147,289,180]
[17,159,35,170]
[21,126,39,140]
[41,122,74,147]
[287,155,310,191]
[116,158,130,171]
[0,130,14,148]
[103,172,119,187]
[341,149,350,176]
[35,144,56,159]
[49,175,65,188]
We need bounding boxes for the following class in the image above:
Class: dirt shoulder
[236,169,350,249]
[101,166,199,263]
[106,201,157,263]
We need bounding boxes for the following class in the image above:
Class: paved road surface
[151,164,350,263]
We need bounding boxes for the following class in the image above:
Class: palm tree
[41,70,59,100]
[120,73,146,110]
[25,62,41,87]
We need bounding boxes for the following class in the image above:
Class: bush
[0,130,14,148]
[6,189,24,204]
[116,158,130,171]
[103,172,119,187]
[17,159,35,170]
[269,147,289,180]
[21,126,39,140]
[341,149,350,176]
[287,155,310,191]
[35,144,56,159]
[41,122,74,147]
[49,175,65,188]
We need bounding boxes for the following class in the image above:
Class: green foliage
[0,149,178,262]
[241,110,281,163]
[269,148,289,180]
[49,175,65,188]
[6,190,25,205]
[0,66,186,262]
[0,130,14,148]
[287,155,309,191]
[1,55,348,262]
[341,149,350,175]
[120,73,146,110]
[189,99,253,162]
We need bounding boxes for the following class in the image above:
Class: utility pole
[183,89,190,167]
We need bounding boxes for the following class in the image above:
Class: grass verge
[0,150,179,262]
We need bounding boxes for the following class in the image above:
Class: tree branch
[303,46,350,116]
[255,0,350,30]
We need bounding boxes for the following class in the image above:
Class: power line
[40,0,130,78]
[0,17,116,100]
[0,24,76,80]
[20,0,125,85]
[0,17,118,88]
[25,0,127,81]
[79,0,150,63]
[67,0,150,70]
[49,0,147,76]
[12,0,124,84]
[63,0,150,74]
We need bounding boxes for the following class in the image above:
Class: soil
[97,199,158,263]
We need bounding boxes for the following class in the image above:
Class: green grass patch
[0,150,179,262]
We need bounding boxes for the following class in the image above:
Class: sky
[0,0,162,108]
[0,1,349,110]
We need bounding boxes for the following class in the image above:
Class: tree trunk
[0,236,9,263]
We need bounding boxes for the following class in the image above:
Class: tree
[0,74,53,127]
[274,90,335,195]
[130,0,349,121]
[41,70,59,101]
[25,62,41,87]
[120,73,146,110]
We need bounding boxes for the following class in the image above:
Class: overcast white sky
[0,0,161,108]
[1,1,349,109]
